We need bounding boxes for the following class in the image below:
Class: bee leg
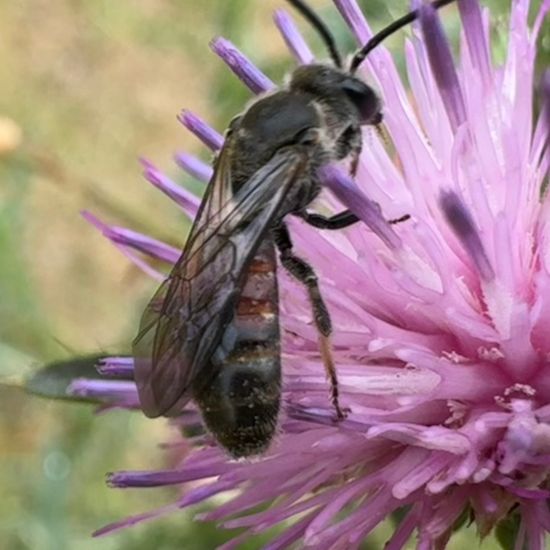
[387,214,411,224]
[350,148,360,178]
[375,123,391,148]
[299,210,359,229]
[298,210,410,229]
[273,223,347,420]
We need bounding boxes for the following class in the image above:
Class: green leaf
[25,355,114,403]
[0,341,36,384]
[495,511,521,550]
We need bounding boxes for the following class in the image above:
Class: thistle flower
[70,0,550,547]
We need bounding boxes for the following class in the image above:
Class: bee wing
[133,145,307,417]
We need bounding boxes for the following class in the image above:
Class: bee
[133,0,455,457]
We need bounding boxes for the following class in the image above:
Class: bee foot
[333,406,350,422]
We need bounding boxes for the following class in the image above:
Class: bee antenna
[349,0,456,74]
[285,0,343,68]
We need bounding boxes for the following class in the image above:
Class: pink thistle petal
[391,450,448,499]
[262,512,317,550]
[423,488,469,540]
[366,423,471,454]
[439,190,494,281]
[458,0,493,91]
[417,0,466,131]
[384,505,420,550]
[307,486,402,547]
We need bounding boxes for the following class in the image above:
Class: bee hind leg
[273,222,347,420]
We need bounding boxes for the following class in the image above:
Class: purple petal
[333,0,371,45]
[81,211,165,279]
[108,463,231,488]
[542,69,550,142]
[174,152,213,183]
[319,165,403,250]
[439,190,494,281]
[68,379,139,407]
[181,479,235,509]
[210,37,274,94]
[96,357,134,378]
[273,9,314,65]
[177,110,224,151]
[93,503,181,537]
[262,512,317,550]
[141,159,200,218]
[81,210,180,264]
[367,423,470,454]
[384,506,420,550]
[418,1,466,131]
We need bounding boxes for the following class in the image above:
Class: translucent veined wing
[133,144,307,417]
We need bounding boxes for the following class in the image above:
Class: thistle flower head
[71,0,550,547]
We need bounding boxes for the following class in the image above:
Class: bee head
[289,64,382,126]
[285,0,456,124]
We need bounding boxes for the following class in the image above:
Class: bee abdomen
[194,240,281,457]
[195,344,281,458]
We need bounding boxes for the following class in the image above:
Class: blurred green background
[0,1,547,549]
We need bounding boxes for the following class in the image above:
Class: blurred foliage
[0,1,548,549]
[25,355,113,403]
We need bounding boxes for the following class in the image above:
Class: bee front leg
[298,210,359,229]
[349,147,361,178]
[273,222,347,420]
[298,210,410,229]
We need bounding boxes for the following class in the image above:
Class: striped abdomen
[193,239,281,457]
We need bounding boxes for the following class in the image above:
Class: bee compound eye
[341,78,381,125]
